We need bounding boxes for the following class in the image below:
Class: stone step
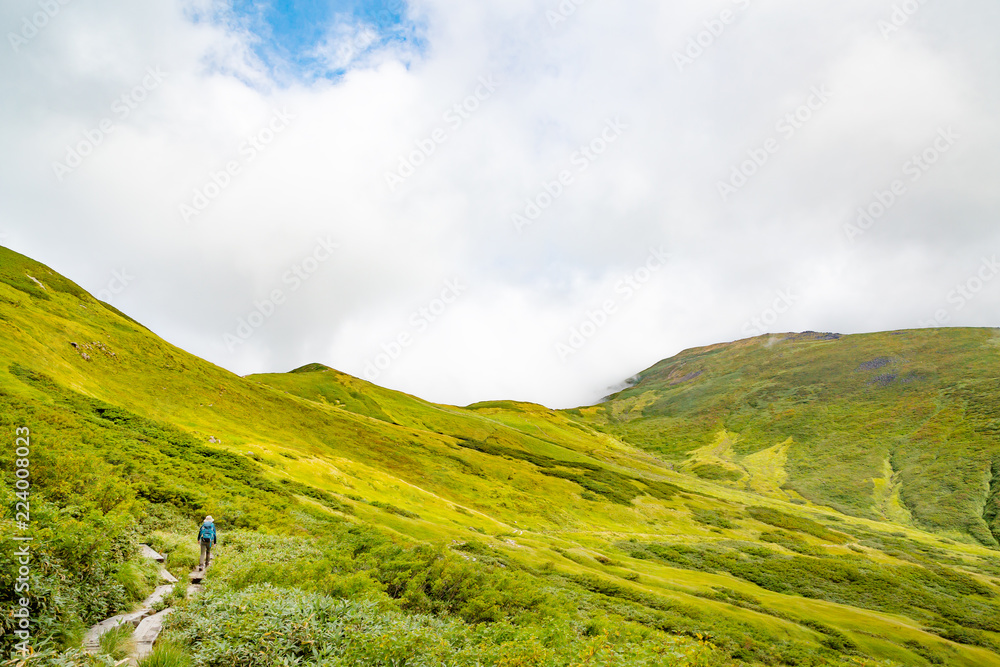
[84,580,176,655]
[141,584,175,610]
[139,544,165,563]
[82,611,149,653]
[85,544,206,663]
[131,608,174,665]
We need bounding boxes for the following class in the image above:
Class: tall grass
[98,623,135,661]
[137,639,191,667]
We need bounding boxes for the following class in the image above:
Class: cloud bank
[2,0,998,407]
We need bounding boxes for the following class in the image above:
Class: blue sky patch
[224,0,423,82]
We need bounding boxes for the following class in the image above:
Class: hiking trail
[82,544,208,665]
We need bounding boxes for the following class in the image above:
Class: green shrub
[369,501,420,519]
[747,506,849,543]
[759,530,820,555]
[618,536,1000,646]
[690,463,742,482]
[148,533,200,573]
[690,507,735,529]
[165,584,718,667]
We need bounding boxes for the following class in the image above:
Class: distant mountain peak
[288,363,333,374]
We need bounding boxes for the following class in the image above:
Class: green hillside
[2,245,1000,666]
[584,330,1000,546]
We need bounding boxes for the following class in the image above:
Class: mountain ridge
[588,325,1000,544]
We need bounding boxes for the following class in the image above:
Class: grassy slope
[2,246,1000,665]
[581,330,1000,547]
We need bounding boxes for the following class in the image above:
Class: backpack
[198,522,215,541]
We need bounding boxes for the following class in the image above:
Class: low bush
[690,507,735,530]
[619,537,1000,648]
[166,584,718,667]
[747,507,849,543]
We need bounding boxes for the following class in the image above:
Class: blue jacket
[198,522,217,544]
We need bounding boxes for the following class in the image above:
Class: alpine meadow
[3,246,1000,666]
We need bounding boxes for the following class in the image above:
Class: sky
[1,0,998,409]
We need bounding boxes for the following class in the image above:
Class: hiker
[197,515,217,569]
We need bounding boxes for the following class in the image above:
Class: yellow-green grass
[591,329,1000,547]
[4,245,1000,666]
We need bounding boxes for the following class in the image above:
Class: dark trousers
[199,539,213,568]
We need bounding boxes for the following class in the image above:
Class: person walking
[197,515,217,569]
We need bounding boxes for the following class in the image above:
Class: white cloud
[1,0,998,408]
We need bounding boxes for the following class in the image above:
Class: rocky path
[131,608,174,665]
[83,544,207,665]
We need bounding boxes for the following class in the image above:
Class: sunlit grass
[3,246,1000,666]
